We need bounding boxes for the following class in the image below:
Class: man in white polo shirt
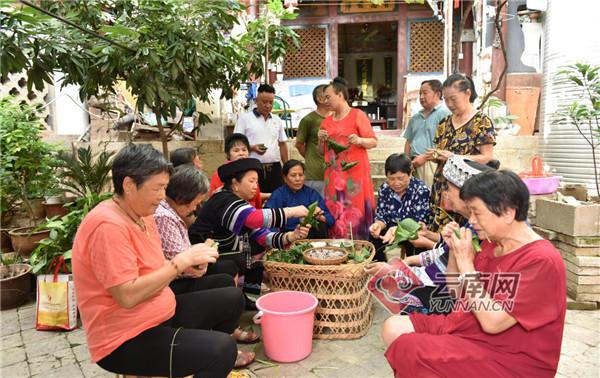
[234,84,289,193]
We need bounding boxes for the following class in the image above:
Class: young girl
[209,133,266,208]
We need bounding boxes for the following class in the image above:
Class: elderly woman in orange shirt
[72,144,243,378]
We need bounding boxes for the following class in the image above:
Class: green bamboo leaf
[100,24,140,39]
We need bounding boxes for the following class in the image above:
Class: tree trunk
[20,184,35,226]
[153,106,169,157]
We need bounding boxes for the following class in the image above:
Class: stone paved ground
[1,299,598,378]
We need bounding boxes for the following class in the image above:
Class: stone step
[372,175,386,190]
[368,148,403,161]
[371,160,385,176]
[375,136,407,149]
[287,138,406,161]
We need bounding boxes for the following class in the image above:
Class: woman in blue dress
[265,159,334,239]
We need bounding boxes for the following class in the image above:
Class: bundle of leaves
[327,139,349,155]
[266,242,312,264]
[348,247,371,263]
[385,218,421,252]
[340,160,359,171]
[300,201,320,229]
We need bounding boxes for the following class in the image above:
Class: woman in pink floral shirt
[154,164,257,367]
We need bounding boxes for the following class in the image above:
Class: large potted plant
[55,145,115,197]
[42,144,114,218]
[0,97,58,257]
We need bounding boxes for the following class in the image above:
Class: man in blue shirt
[403,80,450,188]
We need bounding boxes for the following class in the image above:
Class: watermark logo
[429,272,519,313]
[367,264,520,315]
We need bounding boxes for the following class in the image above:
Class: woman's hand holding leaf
[369,220,386,239]
[381,226,397,244]
[314,206,327,222]
[441,221,460,245]
[291,224,311,242]
[286,205,309,219]
[448,227,476,273]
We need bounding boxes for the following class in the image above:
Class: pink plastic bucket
[253,291,318,362]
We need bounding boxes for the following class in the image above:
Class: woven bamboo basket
[263,239,375,340]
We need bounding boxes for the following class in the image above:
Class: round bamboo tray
[303,246,348,265]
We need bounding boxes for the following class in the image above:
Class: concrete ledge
[567,295,598,310]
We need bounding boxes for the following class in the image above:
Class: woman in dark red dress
[382,170,566,377]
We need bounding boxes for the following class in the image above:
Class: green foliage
[1,1,301,155]
[348,247,370,263]
[480,96,519,127]
[553,63,600,197]
[0,96,59,221]
[266,242,311,264]
[30,191,112,274]
[240,0,300,79]
[56,145,115,197]
[0,252,23,266]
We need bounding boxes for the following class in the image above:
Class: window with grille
[283,27,327,78]
[409,20,444,73]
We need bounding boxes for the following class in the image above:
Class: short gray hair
[166,164,209,205]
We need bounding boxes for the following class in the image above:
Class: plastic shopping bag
[35,257,77,331]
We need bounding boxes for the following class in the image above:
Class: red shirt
[209,165,262,208]
[388,239,566,377]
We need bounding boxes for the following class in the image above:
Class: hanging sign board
[339,0,396,14]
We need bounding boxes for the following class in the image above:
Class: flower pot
[44,194,66,205]
[0,263,32,309]
[43,202,70,218]
[1,228,13,252]
[8,226,50,258]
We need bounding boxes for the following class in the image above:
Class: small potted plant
[0,253,32,309]
[535,63,600,236]
[30,191,112,275]
[0,96,58,257]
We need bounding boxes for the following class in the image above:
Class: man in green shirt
[403,80,451,188]
[295,84,330,197]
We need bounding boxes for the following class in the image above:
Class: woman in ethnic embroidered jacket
[189,158,311,292]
